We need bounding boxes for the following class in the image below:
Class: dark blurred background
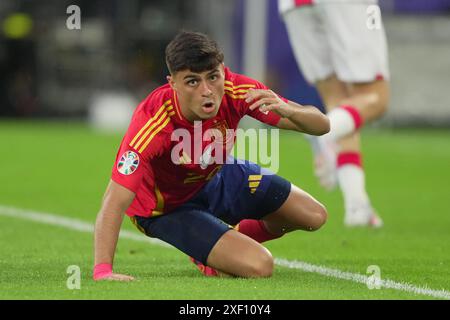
[1,0,450,127]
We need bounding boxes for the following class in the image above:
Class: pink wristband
[93,263,113,280]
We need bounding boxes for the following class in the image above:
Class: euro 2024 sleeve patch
[117,151,140,175]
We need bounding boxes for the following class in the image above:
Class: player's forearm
[94,180,136,266]
[94,209,124,265]
[286,102,330,135]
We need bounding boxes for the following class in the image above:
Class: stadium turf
[0,120,449,300]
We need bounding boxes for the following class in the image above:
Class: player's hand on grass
[245,89,295,118]
[94,273,135,282]
[93,263,134,281]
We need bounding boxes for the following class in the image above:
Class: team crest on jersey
[117,151,139,175]
[208,120,232,146]
[204,119,234,157]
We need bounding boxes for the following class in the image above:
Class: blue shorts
[132,160,291,264]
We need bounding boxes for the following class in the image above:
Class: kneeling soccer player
[93,31,330,280]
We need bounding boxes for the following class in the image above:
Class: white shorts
[282,3,390,84]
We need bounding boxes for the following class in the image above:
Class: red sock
[235,219,282,243]
[337,151,363,168]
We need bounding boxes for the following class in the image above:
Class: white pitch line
[0,205,172,248]
[1,204,449,300]
[275,259,450,300]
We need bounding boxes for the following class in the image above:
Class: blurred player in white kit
[279,0,390,227]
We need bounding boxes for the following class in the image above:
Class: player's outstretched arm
[245,89,329,135]
[93,180,136,281]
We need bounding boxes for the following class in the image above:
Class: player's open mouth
[202,102,215,113]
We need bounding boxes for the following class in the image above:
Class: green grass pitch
[0,120,449,299]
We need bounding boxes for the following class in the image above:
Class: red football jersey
[111,67,285,217]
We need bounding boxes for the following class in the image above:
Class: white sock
[325,106,361,142]
[337,164,371,212]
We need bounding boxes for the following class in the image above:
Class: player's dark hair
[165,31,224,74]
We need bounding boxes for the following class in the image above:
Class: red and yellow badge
[117,151,139,175]
[207,120,233,146]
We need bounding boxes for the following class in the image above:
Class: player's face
[168,65,225,121]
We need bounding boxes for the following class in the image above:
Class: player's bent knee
[246,250,274,278]
[235,246,274,278]
[309,203,328,231]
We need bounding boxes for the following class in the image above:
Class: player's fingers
[248,97,266,111]
[245,89,272,103]
[248,97,275,111]
[104,273,135,281]
[112,274,135,281]
[259,103,279,113]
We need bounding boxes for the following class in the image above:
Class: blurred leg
[316,73,362,154]
[334,80,388,227]
[316,77,386,227]
[343,79,390,123]
[316,74,350,108]
[310,74,355,190]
